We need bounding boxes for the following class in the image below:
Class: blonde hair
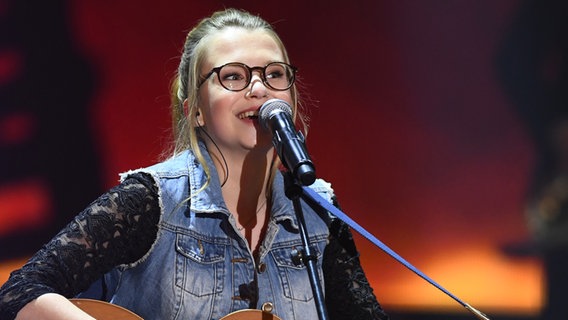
[168,8,307,191]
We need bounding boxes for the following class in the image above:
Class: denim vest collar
[186,142,299,230]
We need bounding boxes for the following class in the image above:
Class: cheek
[200,90,238,123]
[273,91,294,106]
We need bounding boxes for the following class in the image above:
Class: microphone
[259,99,316,186]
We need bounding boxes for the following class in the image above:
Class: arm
[15,293,94,320]
[0,173,160,320]
[323,211,389,320]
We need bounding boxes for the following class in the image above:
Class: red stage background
[0,0,550,318]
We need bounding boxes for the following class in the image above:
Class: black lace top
[0,172,388,320]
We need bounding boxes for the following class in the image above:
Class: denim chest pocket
[270,239,325,301]
[175,232,227,296]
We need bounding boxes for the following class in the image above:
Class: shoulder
[119,150,196,182]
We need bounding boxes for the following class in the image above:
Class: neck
[207,144,275,215]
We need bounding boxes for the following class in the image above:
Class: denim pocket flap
[175,233,225,264]
[271,245,322,269]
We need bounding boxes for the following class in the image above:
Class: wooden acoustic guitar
[70,298,282,320]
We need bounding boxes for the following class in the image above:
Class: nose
[248,73,268,98]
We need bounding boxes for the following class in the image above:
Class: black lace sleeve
[323,198,389,320]
[0,172,160,320]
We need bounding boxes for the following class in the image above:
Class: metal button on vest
[257,262,267,273]
[261,301,274,313]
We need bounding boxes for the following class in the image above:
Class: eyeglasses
[198,62,297,91]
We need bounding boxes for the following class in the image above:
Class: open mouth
[238,110,259,120]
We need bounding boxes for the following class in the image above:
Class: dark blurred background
[3,1,567,319]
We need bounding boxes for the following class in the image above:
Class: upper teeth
[238,111,258,119]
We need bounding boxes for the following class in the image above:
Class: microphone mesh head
[259,99,293,129]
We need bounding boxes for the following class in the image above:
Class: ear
[195,109,204,127]
[184,99,205,127]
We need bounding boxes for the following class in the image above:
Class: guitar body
[70,299,143,319]
[70,298,282,320]
[220,308,282,320]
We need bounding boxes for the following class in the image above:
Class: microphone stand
[299,185,491,320]
[283,172,329,320]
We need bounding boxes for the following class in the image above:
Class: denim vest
[102,148,335,320]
